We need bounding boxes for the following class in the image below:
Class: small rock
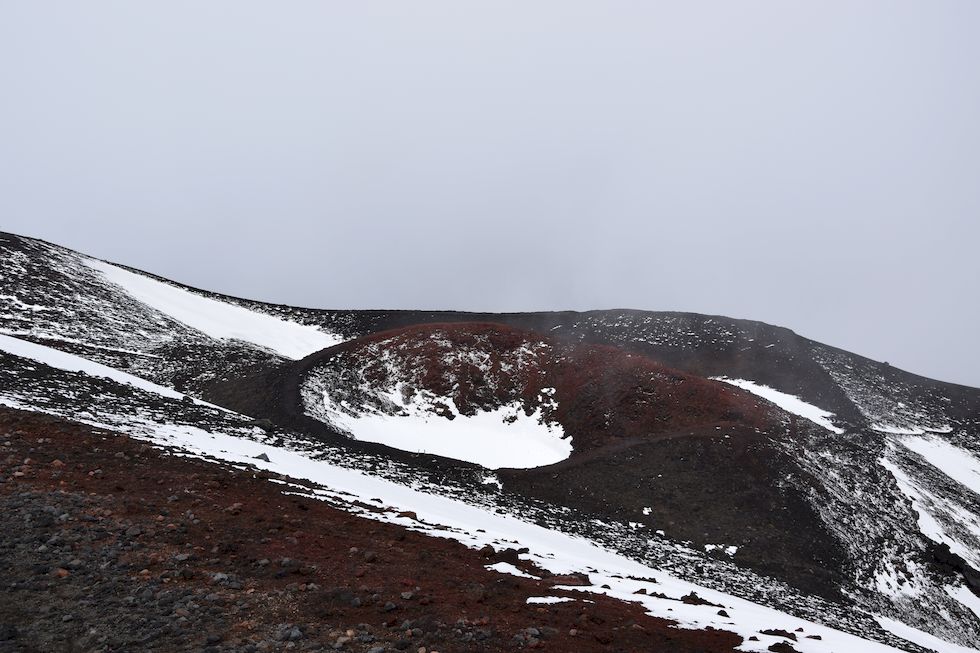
[278,626,304,642]
[760,629,797,641]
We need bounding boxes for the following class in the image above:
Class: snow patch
[85,258,341,359]
[880,456,980,570]
[0,333,221,410]
[873,424,954,436]
[711,377,845,434]
[117,421,919,653]
[486,562,540,579]
[948,585,980,621]
[899,436,980,498]
[527,596,574,604]
[875,615,980,653]
[315,388,571,470]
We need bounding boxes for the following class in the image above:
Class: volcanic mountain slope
[0,306,902,653]
[2,230,980,652]
[1,407,753,653]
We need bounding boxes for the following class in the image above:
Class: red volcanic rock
[303,322,772,458]
[0,407,742,653]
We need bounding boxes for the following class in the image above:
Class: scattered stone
[760,628,798,641]
[768,643,800,653]
[680,591,722,607]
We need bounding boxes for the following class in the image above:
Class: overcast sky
[1,2,978,387]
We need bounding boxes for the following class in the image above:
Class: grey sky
[1,2,978,387]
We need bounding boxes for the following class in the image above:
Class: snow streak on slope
[0,333,220,409]
[84,258,341,359]
[876,616,980,653]
[900,436,980,498]
[712,377,845,433]
[315,387,570,469]
[881,450,980,573]
[128,423,930,653]
[1,320,974,652]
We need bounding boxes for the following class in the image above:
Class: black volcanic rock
[2,230,980,650]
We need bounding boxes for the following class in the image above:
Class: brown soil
[0,407,742,653]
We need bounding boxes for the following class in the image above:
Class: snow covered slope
[84,258,341,359]
[0,331,954,653]
[0,232,344,395]
[3,231,980,651]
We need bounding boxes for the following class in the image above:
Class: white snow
[3,338,968,652]
[486,562,540,579]
[0,330,163,359]
[873,424,954,436]
[880,458,952,543]
[527,596,575,604]
[880,456,980,570]
[704,544,738,556]
[711,377,845,434]
[85,258,341,359]
[113,420,929,653]
[875,615,980,653]
[874,424,929,435]
[899,436,980,497]
[482,473,503,489]
[317,388,571,470]
[0,333,221,409]
[947,585,980,621]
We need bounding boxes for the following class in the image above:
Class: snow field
[314,387,571,470]
[85,258,341,359]
[711,377,845,434]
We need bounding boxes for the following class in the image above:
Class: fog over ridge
[1,1,977,386]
